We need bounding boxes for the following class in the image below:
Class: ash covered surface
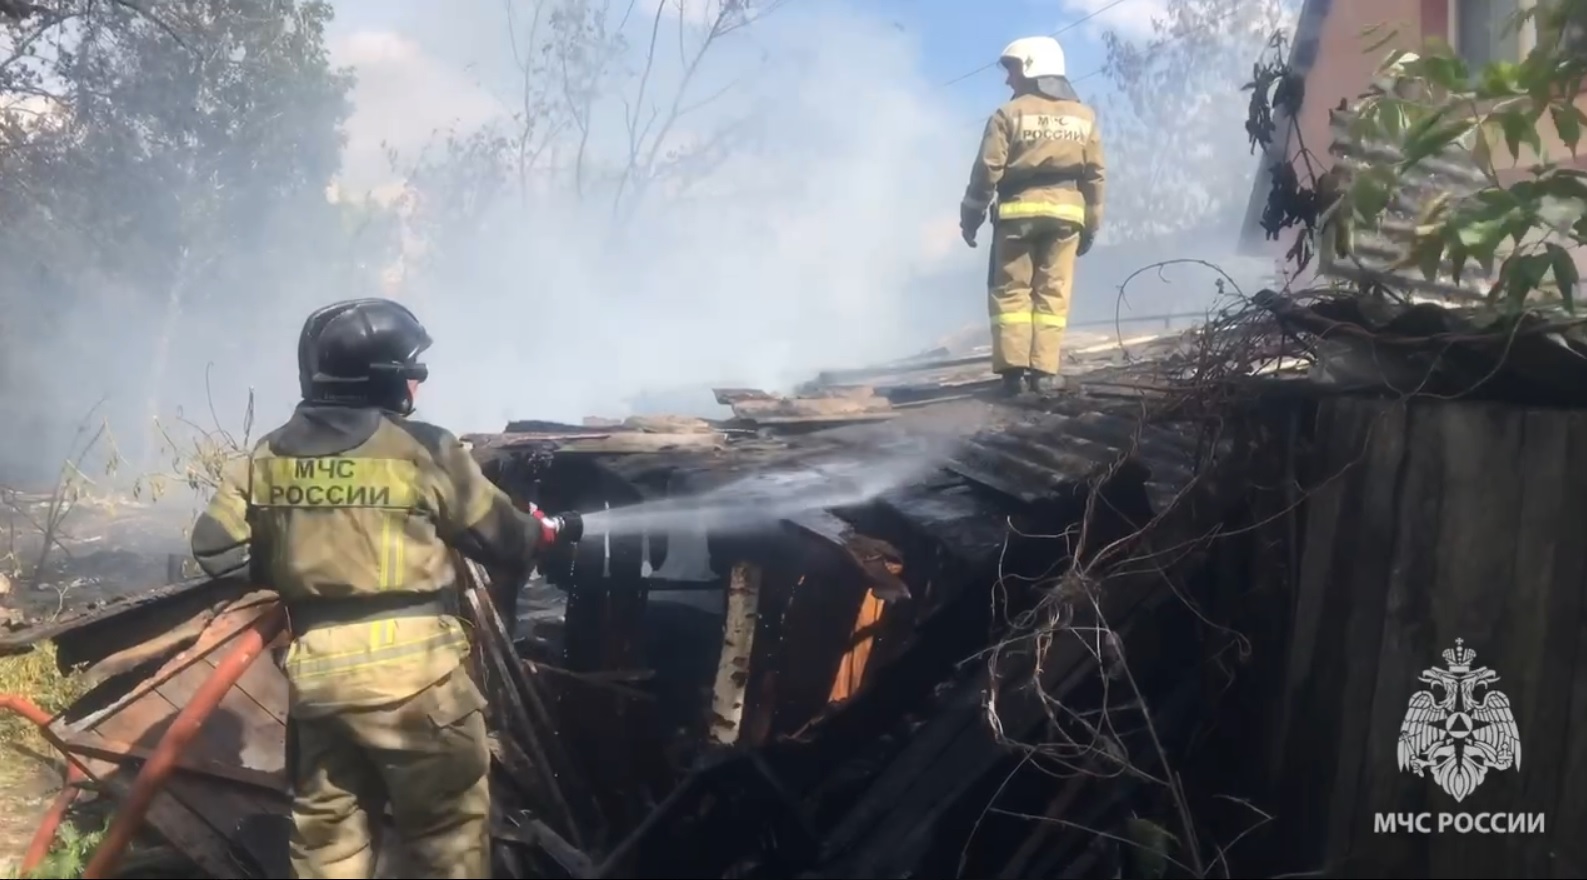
[0,489,194,633]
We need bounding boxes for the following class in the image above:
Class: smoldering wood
[458,559,601,848]
[19,320,1587,880]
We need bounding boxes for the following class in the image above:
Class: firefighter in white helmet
[960,35,1106,395]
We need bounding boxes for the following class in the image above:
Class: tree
[381,0,798,419]
[1097,0,1298,245]
[0,0,385,479]
[398,0,786,237]
[1332,0,1587,312]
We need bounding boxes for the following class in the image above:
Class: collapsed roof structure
[4,294,1586,878]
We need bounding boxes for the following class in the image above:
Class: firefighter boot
[998,370,1026,397]
[1026,371,1063,394]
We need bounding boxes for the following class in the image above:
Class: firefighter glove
[1078,228,1095,257]
[960,205,984,248]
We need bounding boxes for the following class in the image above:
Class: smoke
[0,0,1298,486]
[315,0,970,433]
[0,0,976,484]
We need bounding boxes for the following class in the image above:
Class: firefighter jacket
[190,403,541,716]
[962,82,1107,234]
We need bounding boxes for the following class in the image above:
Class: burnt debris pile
[10,304,1587,877]
[0,339,1290,878]
[461,376,1268,878]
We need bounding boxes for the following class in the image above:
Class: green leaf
[1500,251,1557,309]
[1499,109,1532,160]
[1477,62,1521,99]
[1448,240,1472,283]
[1504,258,1532,308]
[1551,102,1584,155]
[1416,238,1446,281]
[1349,166,1395,220]
[1349,98,1389,141]
[1536,168,1587,201]
[1473,118,1498,172]
[1124,817,1176,880]
[1400,118,1476,170]
[1513,46,1549,92]
[1455,215,1509,261]
[1418,54,1470,90]
[1546,242,1580,313]
[1520,107,1547,157]
[1416,190,1455,227]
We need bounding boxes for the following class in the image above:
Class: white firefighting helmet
[999,36,1067,79]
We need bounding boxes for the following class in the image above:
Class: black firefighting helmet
[297,298,432,413]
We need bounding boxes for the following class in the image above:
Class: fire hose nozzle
[520,500,584,547]
[544,511,584,544]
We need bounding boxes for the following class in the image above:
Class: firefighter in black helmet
[190,298,580,878]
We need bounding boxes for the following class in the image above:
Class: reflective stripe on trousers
[995,200,1086,224]
[992,312,1068,327]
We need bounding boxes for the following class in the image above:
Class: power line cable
[937,0,1135,88]
[956,2,1254,128]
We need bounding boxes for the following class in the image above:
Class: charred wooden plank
[739,555,802,749]
[809,561,1193,878]
[460,566,602,848]
[0,577,246,666]
[474,431,729,455]
[714,387,780,404]
[558,489,666,840]
[51,596,291,877]
[62,730,285,791]
[763,551,875,739]
[493,813,595,877]
[784,512,909,602]
[726,391,893,422]
[800,442,1231,877]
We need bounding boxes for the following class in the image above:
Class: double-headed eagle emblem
[1396,639,1522,802]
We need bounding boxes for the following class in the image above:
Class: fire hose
[2,509,581,878]
[0,695,84,876]
[0,606,286,879]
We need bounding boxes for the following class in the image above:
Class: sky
[319,0,1167,197]
[323,0,1159,130]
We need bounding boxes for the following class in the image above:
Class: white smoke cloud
[315,0,971,432]
[331,30,507,192]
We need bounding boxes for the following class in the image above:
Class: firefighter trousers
[987,217,1081,376]
[287,668,491,879]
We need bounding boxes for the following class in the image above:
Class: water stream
[579,432,963,540]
